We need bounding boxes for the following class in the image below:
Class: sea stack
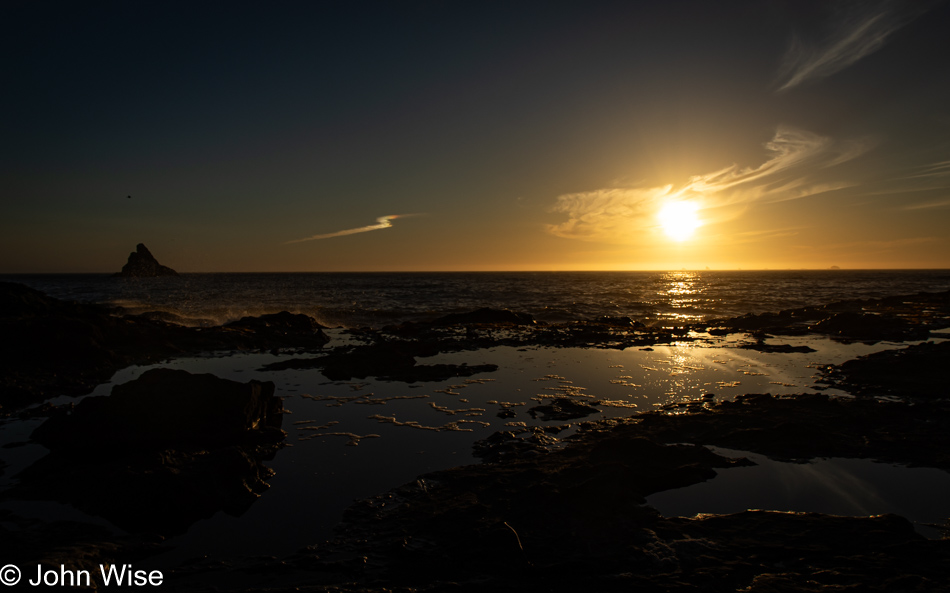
[115,243,179,277]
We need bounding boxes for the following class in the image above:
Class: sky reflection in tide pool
[1,333,943,564]
[647,447,950,539]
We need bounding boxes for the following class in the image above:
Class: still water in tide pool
[4,332,948,563]
[648,447,950,539]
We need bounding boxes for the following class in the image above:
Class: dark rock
[0,280,71,318]
[227,310,328,332]
[431,307,535,326]
[808,311,921,341]
[32,368,282,451]
[115,243,179,277]
[495,403,518,418]
[528,397,600,421]
[629,392,950,468]
[226,311,330,349]
[707,289,950,343]
[473,425,565,462]
[593,315,645,328]
[129,310,215,327]
[738,341,816,353]
[819,340,950,399]
[262,341,498,382]
[9,369,285,535]
[715,310,792,332]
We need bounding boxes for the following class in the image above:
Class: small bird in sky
[127,195,131,199]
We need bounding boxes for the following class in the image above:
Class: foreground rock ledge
[7,369,286,535]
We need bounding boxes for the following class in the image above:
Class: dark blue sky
[3,0,949,271]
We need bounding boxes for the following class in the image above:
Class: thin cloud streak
[547,126,866,243]
[801,236,941,253]
[704,227,803,247]
[899,160,950,181]
[285,214,421,244]
[856,159,950,200]
[903,199,950,211]
[776,2,927,92]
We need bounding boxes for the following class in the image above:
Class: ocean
[4,270,950,328]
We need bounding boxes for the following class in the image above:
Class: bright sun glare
[658,201,700,241]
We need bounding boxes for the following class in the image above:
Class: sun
[658,201,701,241]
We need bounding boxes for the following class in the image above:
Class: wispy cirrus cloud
[547,126,868,243]
[798,236,941,254]
[899,160,950,181]
[775,1,930,93]
[285,214,421,244]
[703,226,804,247]
[902,199,950,211]
[856,159,950,203]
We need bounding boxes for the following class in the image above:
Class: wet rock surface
[261,340,499,382]
[431,307,535,326]
[738,340,816,353]
[472,423,571,462]
[527,396,600,421]
[619,392,950,468]
[819,340,950,399]
[6,369,286,535]
[225,311,330,344]
[376,313,693,352]
[592,315,645,327]
[707,289,950,342]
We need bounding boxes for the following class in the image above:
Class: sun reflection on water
[651,272,710,324]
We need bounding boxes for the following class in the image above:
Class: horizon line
[3,267,950,275]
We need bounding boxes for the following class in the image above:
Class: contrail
[285,214,420,244]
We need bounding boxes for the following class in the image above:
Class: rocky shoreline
[1,282,949,591]
[0,282,330,415]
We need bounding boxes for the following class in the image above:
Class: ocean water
[4,270,950,328]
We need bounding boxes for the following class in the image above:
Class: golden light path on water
[652,271,708,324]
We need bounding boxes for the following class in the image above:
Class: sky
[2,0,949,272]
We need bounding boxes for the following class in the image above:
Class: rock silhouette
[115,243,178,277]
[16,369,285,534]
